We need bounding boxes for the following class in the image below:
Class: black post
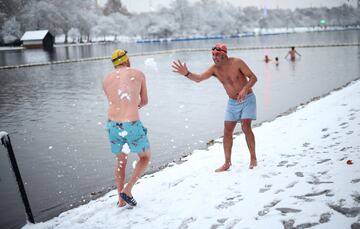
[0,131,35,224]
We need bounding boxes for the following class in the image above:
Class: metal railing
[0,131,35,224]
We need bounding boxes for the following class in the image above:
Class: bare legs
[115,153,127,207]
[215,121,236,172]
[241,119,257,169]
[215,119,257,172]
[115,150,151,206]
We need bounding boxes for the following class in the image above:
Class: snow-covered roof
[21,30,50,41]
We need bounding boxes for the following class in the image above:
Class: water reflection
[263,62,273,111]
[46,49,57,62]
[290,60,298,72]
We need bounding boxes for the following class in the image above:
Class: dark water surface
[0,30,359,67]
[0,30,359,228]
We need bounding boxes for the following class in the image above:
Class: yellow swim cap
[111,49,128,67]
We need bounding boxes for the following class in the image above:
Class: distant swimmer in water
[285,46,301,61]
[275,57,279,65]
[264,55,271,63]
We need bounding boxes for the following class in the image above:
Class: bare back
[102,67,146,122]
[211,57,255,99]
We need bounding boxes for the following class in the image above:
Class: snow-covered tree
[0,0,25,20]
[52,0,79,43]
[92,16,118,41]
[68,28,81,43]
[109,13,129,40]
[18,0,63,36]
[1,16,22,44]
[169,0,194,36]
[147,13,177,38]
[103,0,129,16]
[0,0,358,44]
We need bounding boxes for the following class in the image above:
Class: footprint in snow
[258,199,281,216]
[178,217,196,229]
[259,184,272,193]
[215,194,243,209]
[210,218,228,229]
[286,181,298,189]
[277,161,288,167]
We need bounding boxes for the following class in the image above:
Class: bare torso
[289,50,296,60]
[102,67,144,122]
[212,57,253,99]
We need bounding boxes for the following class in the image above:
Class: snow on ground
[24,80,360,229]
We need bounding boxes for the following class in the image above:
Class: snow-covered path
[24,80,360,229]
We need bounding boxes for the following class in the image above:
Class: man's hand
[237,88,248,102]
[172,60,189,76]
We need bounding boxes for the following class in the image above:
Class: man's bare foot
[249,160,257,169]
[117,199,126,207]
[215,163,231,172]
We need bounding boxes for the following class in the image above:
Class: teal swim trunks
[106,120,150,154]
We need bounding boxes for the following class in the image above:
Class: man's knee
[116,153,128,163]
[224,122,236,136]
[241,122,252,134]
[224,128,233,136]
[142,155,150,162]
[139,150,151,162]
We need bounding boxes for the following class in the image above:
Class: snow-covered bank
[135,26,360,44]
[51,26,359,45]
[1,27,358,51]
[24,80,360,229]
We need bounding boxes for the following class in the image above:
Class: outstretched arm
[296,50,302,57]
[284,52,289,59]
[172,60,213,83]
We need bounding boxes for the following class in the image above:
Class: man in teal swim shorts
[172,43,258,171]
[103,49,151,207]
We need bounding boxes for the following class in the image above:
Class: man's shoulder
[103,70,117,83]
[230,57,243,61]
[229,57,246,66]
[128,68,145,77]
[127,67,142,73]
[208,64,218,75]
[103,71,112,81]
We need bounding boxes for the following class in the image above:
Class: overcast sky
[117,0,354,13]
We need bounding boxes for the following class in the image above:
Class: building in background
[20,30,54,50]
